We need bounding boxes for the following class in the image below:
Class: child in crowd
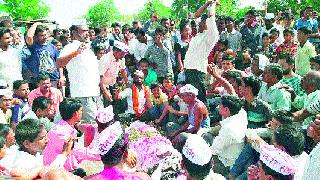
[161,74,177,102]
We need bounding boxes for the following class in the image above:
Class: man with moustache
[57,20,102,124]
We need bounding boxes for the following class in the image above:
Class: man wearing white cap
[114,70,152,120]
[169,84,210,140]
[57,20,102,123]
[248,144,297,180]
[98,40,129,105]
[178,134,225,179]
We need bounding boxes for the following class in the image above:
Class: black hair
[134,28,145,36]
[278,53,295,65]
[100,131,127,166]
[59,34,68,41]
[310,55,320,64]
[32,96,52,112]
[177,81,187,86]
[111,22,121,28]
[93,43,106,54]
[283,28,294,34]
[164,74,173,81]
[154,26,165,35]
[218,39,229,47]
[179,22,190,32]
[246,9,257,16]
[274,124,305,156]
[201,14,208,22]
[51,39,61,46]
[160,18,169,24]
[221,95,244,116]
[59,98,82,120]
[15,119,45,150]
[182,155,212,179]
[139,58,150,66]
[150,82,161,90]
[35,25,49,36]
[272,110,293,125]
[0,27,10,38]
[242,76,261,96]
[0,123,10,138]
[37,73,50,83]
[262,32,270,39]
[261,161,292,180]
[0,20,12,28]
[270,28,280,35]
[122,24,130,32]
[265,63,283,80]
[298,26,312,35]
[223,70,242,86]
[53,28,61,36]
[12,80,29,91]
[225,16,234,22]
[0,136,5,149]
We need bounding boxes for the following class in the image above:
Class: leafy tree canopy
[0,0,49,21]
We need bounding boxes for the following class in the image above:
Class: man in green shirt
[295,26,317,76]
[138,58,158,87]
[278,54,305,96]
[258,64,291,111]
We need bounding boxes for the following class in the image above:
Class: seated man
[210,95,247,176]
[258,63,291,111]
[114,70,152,121]
[43,98,100,171]
[11,80,36,125]
[169,84,210,140]
[0,89,13,125]
[242,76,272,129]
[28,74,63,119]
[230,110,294,180]
[289,71,320,128]
[247,144,297,180]
[32,96,56,131]
[6,119,70,176]
[148,82,169,123]
[177,134,225,179]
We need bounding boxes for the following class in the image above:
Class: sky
[46,0,173,28]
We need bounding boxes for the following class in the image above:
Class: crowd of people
[1,0,320,179]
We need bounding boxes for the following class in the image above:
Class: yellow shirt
[150,92,168,106]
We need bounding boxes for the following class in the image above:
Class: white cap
[93,121,123,155]
[179,84,198,96]
[96,106,114,124]
[182,134,212,166]
[133,70,144,78]
[113,40,129,53]
[265,13,275,20]
[255,54,270,71]
[0,89,13,97]
[260,144,297,175]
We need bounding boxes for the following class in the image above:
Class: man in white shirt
[0,27,22,87]
[211,95,248,176]
[184,0,219,102]
[115,70,152,119]
[57,20,102,123]
[2,119,69,177]
[131,28,153,62]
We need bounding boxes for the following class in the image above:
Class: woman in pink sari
[86,121,151,180]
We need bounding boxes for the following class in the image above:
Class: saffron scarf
[132,85,148,117]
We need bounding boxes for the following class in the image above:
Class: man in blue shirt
[25,22,64,89]
[11,80,36,125]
